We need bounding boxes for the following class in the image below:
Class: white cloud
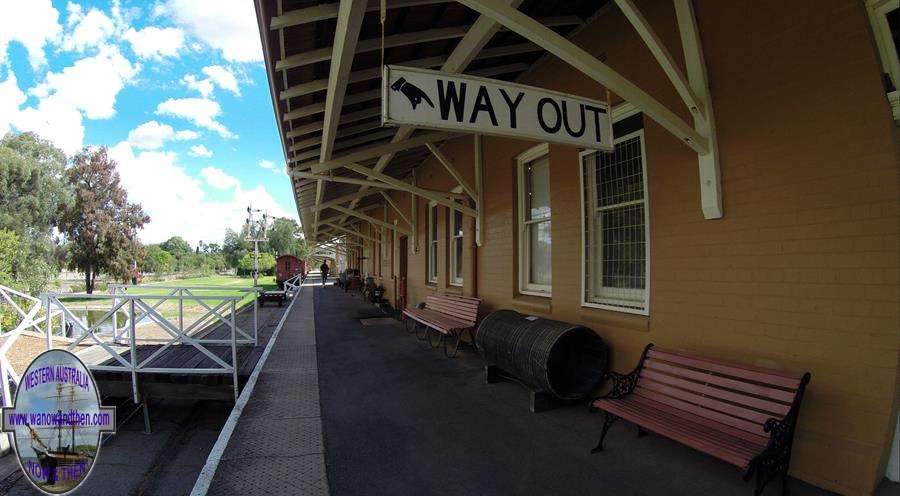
[155,97,235,138]
[0,0,61,68]
[201,65,239,95]
[258,159,284,174]
[189,144,212,157]
[11,45,139,153]
[0,68,27,136]
[61,5,116,52]
[182,74,213,98]
[12,98,85,155]
[110,141,292,245]
[200,166,239,190]
[127,120,196,150]
[123,26,184,60]
[163,0,262,62]
[29,44,139,119]
[182,65,240,98]
[175,129,199,140]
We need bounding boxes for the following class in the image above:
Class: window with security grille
[581,131,649,314]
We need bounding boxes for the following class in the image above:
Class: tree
[0,132,72,293]
[267,217,301,256]
[0,132,71,239]
[161,236,192,259]
[238,252,275,276]
[222,229,247,269]
[58,147,149,293]
[141,245,174,274]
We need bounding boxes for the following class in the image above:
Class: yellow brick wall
[376,0,898,493]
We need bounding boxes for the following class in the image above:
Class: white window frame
[580,129,650,316]
[867,0,900,121]
[517,143,552,297]
[427,201,438,284]
[449,199,464,286]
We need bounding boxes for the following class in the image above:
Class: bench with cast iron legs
[590,344,810,496]
[402,294,481,357]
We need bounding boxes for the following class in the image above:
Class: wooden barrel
[476,310,609,400]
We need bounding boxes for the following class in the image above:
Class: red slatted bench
[591,344,810,496]
[402,294,481,357]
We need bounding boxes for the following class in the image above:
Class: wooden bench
[591,344,810,496]
[402,294,481,357]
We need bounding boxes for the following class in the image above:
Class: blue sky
[0,0,297,246]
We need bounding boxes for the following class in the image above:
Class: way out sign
[382,65,613,151]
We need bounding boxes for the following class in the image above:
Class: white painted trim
[456,0,708,155]
[190,286,302,496]
[614,0,705,122]
[428,143,478,202]
[427,201,438,284]
[449,185,464,286]
[579,129,650,316]
[867,0,900,95]
[341,162,478,217]
[517,143,552,296]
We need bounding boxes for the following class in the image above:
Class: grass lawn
[141,274,277,308]
[55,275,279,325]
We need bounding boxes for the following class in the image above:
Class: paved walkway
[313,285,862,496]
[195,280,899,496]
[206,279,328,496]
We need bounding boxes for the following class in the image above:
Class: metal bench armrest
[592,343,654,403]
[743,372,811,493]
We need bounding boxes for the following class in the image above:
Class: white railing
[43,286,261,402]
[0,285,66,408]
[108,285,261,347]
[283,274,304,294]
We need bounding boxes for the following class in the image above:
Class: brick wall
[376,0,899,493]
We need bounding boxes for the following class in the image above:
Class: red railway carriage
[275,254,305,288]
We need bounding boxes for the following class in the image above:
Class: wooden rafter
[455,0,708,154]
[426,143,476,202]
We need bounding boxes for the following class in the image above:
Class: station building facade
[343,2,899,494]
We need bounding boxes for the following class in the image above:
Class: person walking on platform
[320,261,330,286]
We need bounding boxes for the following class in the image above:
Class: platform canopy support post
[474,134,484,247]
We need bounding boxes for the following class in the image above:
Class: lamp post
[244,205,269,287]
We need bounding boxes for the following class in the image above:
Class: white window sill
[582,301,648,316]
[520,289,552,298]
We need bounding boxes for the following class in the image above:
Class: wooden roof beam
[275,17,581,72]
[310,131,456,174]
[270,0,453,30]
[455,0,709,154]
[279,43,540,101]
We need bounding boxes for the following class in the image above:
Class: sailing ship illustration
[23,381,94,487]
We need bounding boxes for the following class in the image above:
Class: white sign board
[382,65,613,151]
[313,247,336,259]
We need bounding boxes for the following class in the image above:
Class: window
[867,0,900,120]
[581,131,649,315]
[381,225,389,275]
[427,201,438,284]
[517,143,551,296]
[450,209,464,286]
